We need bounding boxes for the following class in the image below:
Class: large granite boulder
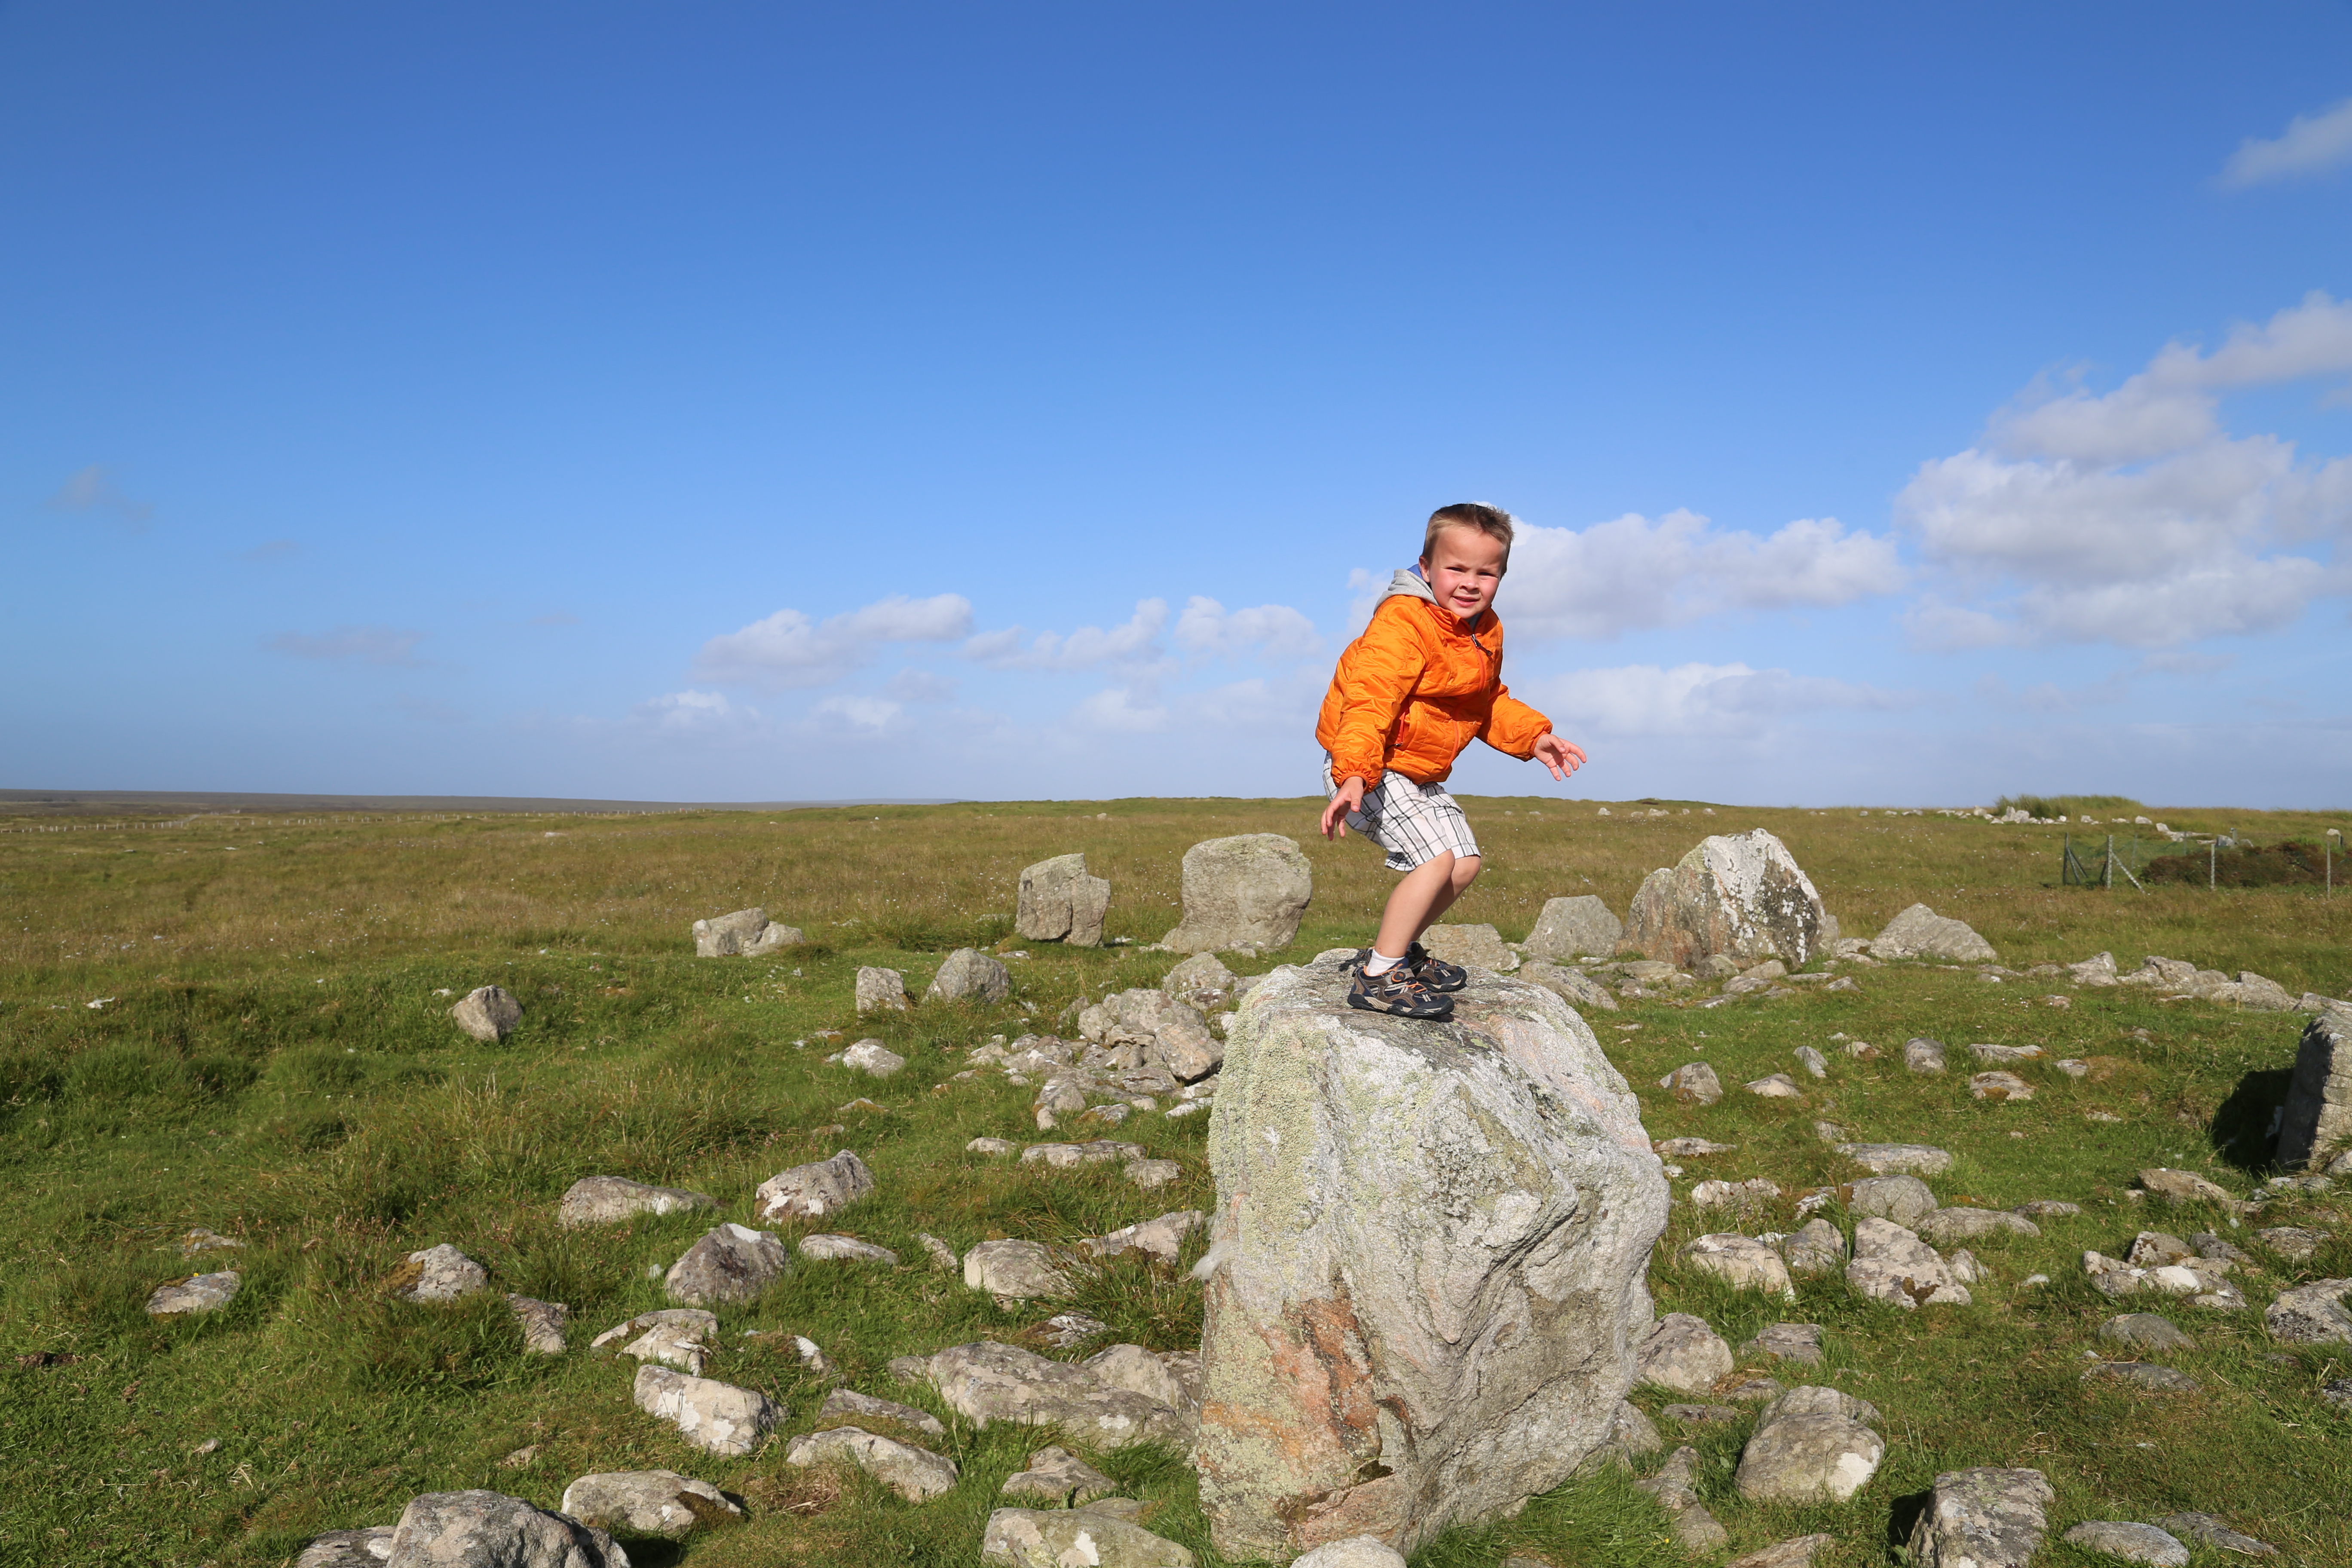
[2277,1011,2352,1170]
[1524,896,1623,963]
[1868,903,1996,963]
[1016,853,1112,947]
[1161,834,1313,955]
[1194,952,1667,1557]
[1618,830,1833,969]
[691,906,802,957]
[383,1489,625,1568]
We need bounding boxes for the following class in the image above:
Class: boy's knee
[1453,855,1482,889]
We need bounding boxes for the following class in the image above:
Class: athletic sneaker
[1405,940,1468,993]
[1347,963,1455,1019]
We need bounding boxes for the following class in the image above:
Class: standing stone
[384,1491,625,1568]
[557,1176,717,1227]
[449,986,523,1042]
[1160,834,1314,955]
[146,1271,241,1316]
[1868,904,1997,963]
[560,1471,742,1537]
[632,1365,783,1456]
[855,967,910,1014]
[755,1150,876,1221]
[1195,958,1666,1558]
[1418,924,1515,972]
[1618,830,1832,969]
[664,1223,791,1307]
[1525,896,1624,962]
[2277,1011,2352,1170]
[1017,853,1112,947]
[1907,1467,2052,1568]
[928,948,1013,1004]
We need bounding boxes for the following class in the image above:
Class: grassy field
[3,795,2349,1568]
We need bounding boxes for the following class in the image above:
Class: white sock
[1363,950,1404,976]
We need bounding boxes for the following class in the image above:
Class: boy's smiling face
[1421,525,1507,622]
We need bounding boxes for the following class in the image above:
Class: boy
[1316,503,1586,1018]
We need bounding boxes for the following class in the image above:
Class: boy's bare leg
[1372,853,1482,959]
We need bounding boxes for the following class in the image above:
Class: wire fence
[2064,828,2345,895]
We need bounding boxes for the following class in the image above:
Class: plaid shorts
[1323,755,1481,872]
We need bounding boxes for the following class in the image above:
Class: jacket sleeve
[1327,605,1427,788]
[1479,681,1553,760]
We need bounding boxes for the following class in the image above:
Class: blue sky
[5,3,2349,807]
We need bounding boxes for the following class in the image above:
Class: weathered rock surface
[928,948,1013,1004]
[1634,1446,1730,1553]
[1734,1384,1885,1503]
[982,1508,1194,1568]
[2264,1278,2352,1343]
[2083,1360,2201,1392]
[450,986,524,1043]
[798,1234,898,1265]
[1847,1174,1938,1228]
[559,1470,740,1538]
[1161,953,1240,1011]
[1574,1400,1664,1474]
[1743,1322,1826,1364]
[556,1176,717,1228]
[1620,829,1832,969]
[1971,1070,2034,1102]
[1780,1221,1847,1277]
[294,1527,395,1568]
[785,1425,958,1501]
[1017,853,1112,947]
[2062,1522,2189,1565]
[383,1489,625,1568]
[664,1224,790,1307]
[1869,903,1996,963]
[755,1150,876,1221]
[1747,1073,1804,1098]
[1639,1312,1734,1394]
[1076,989,1222,1083]
[147,1270,241,1316]
[820,1386,945,1436]
[854,967,909,1014]
[1904,1037,1948,1073]
[692,907,802,957]
[2278,1011,2352,1170]
[1023,1139,1145,1168]
[632,1366,782,1456]
[1517,962,1618,1012]
[919,1340,1185,1443]
[2155,1513,2278,1557]
[1000,1444,1118,1504]
[1836,1143,1953,1176]
[2101,1314,2195,1352]
[1846,1216,1969,1308]
[963,1239,1070,1302]
[601,1310,718,1375]
[1908,1468,2052,1568]
[840,1039,906,1076]
[1418,922,1514,972]
[1080,1210,1205,1263]
[1290,1537,1408,1568]
[507,1295,567,1355]
[1160,833,1313,954]
[1658,1061,1724,1104]
[1194,955,1666,1557]
[394,1245,489,1303]
[1725,1537,1836,1568]
[1525,895,1623,962]
[1683,1233,1794,1295]
[2138,1167,2236,1205]
[1917,1207,2040,1246]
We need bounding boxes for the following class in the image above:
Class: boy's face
[1421,526,1507,620]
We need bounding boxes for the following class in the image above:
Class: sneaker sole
[1345,992,1454,1020]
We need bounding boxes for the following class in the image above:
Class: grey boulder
[1159,833,1313,954]
[1161,952,1240,1011]
[1869,903,1996,963]
[691,907,801,957]
[2264,1278,2352,1344]
[1517,962,1618,1012]
[295,1528,395,1568]
[395,1245,489,1303]
[1657,1061,1724,1104]
[1292,1538,1407,1568]
[1742,1322,1826,1364]
[555,1176,715,1228]
[1845,1216,1969,1308]
[663,1223,791,1307]
[928,948,1013,1004]
[1733,1385,1885,1503]
[755,1150,876,1221]
[784,1425,959,1501]
[819,1387,946,1437]
[1915,1207,2040,1246]
[558,1471,740,1538]
[1780,1221,1848,1277]
[507,1295,567,1355]
[1907,1467,2053,1568]
[1524,895,1623,962]
[383,1489,625,1568]
[963,1239,1070,1302]
[982,1507,1194,1568]
[450,986,524,1042]
[1634,1446,1730,1553]
[1017,853,1112,947]
[798,1234,898,1265]
[1904,1037,1948,1073]
[2277,1010,2352,1170]
[918,1340,1185,1445]
[1682,1233,1794,1295]
[1418,922,1514,972]
[1639,1312,1735,1394]
[854,966,910,1014]
[631,1365,782,1456]
[1000,1445,1118,1505]
[2061,1522,2189,1566]
[1847,1174,1937,1228]
[147,1270,241,1316]
[1619,829,1832,968]
[1836,1142,1953,1176]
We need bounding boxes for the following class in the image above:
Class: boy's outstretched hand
[1321,775,1366,840]
[1533,732,1588,782]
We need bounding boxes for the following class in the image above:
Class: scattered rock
[384,1489,625,1568]
[982,1507,1195,1568]
[1161,952,1239,1011]
[1418,922,1516,973]
[1846,1216,1969,1308]
[450,986,523,1042]
[2083,1361,2200,1393]
[1619,829,1833,968]
[2101,1314,2194,1351]
[1734,1384,1885,1503]
[1075,989,1224,1082]
[1022,1140,1145,1168]
[1080,1210,1205,1262]
[1658,1061,1724,1104]
[2084,1250,2244,1310]
[1036,1312,1112,1349]
[1917,1207,2040,1246]
[1904,1037,1948,1073]
[596,1309,719,1375]
[2137,1168,2236,1205]
[964,1240,1070,1303]
[1837,1143,1954,1176]
[392,1244,488,1303]
[1159,833,1313,955]
[2154,1513,2277,1558]
[1574,1400,1664,1474]
[1742,1322,1825,1364]
[855,967,910,1014]
[1847,1174,1938,1228]
[1524,895,1623,962]
[506,1295,567,1355]
[692,907,802,957]
[841,1039,906,1076]
[968,1137,1018,1156]
[2014,1200,2082,1218]
[560,1470,742,1538]
[1780,1220,1847,1277]
[1726,1537,1836,1568]
[1870,903,1996,963]
[799,1235,899,1265]
[2061,1522,2189,1565]
[786,1425,959,1501]
[917,1233,960,1270]
[928,948,1013,1004]
[1290,1537,1407,1568]
[1518,962,1619,1013]
[1127,1159,1182,1190]
[1654,1137,1736,1156]
[1795,1045,1827,1079]
[1747,1073,1804,1098]
[821,1386,946,1437]
[1082,1343,1194,1411]
[1907,1467,2053,1568]
[1690,1177,1780,1209]
[633,1365,782,1455]
[293,1527,395,1568]
[2071,952,2120,986]
[2264,1278,2352,1343]
[1639,1312,1735,1394]
[919,1340,1186,1443]
[176,1227,243,1256]
[1682,1233,1795,1295]
[1660,1402,1743,1423]
[1017,853,1112,948]
[146,1271,240,1316]
[1724,959,1787,995]
[2277,1010,2351,1171]
[1634,1446,1730,1553]
[756,1150,876,1221]
[557,1176,717,1227]
[664,1223,791,1307]
[1000,1444,1118,1504]
[1971,1071,2034,1102]
[2255,1226,2329,1261]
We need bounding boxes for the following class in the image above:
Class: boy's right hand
[1321,776,1366,840]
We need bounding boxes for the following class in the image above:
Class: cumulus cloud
[2220,97,2352,189]
[46,464,153,526]
[1897,293,2352,648]
[1173,597,1321,659]
[693,592,974,689]
[631,689,759,734]
[813,695,903,731]
[885,668,958,703]
[1070,686,1172,733]
[1494,511,1905,639]
[1528,662,1920,739]
[964,599,1170,671]
[266,626,427,667]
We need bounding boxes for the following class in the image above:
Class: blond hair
[1420,502,1515,569]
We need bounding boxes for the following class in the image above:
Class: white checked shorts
[1323,755,1481,872]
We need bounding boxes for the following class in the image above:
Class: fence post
[2104,834,2114,889]
[2210,836,2217,891]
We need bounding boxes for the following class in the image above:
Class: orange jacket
[1316,570,1553,788]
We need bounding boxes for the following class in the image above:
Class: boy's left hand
[1533,732,1587,782]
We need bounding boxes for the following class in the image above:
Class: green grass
[1993,794,2145,821]
[3,797,2349,1565]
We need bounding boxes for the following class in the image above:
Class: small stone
[664,1223,792,1307]
[1844,1040,1880,1059]
[755,1150,876,1221]
[1638,1312,1734,1394]
[1846,1216,1969,1308]
[787,1425,960,1501]
[449,986,523,1041]
[2082,1360,2201,1392]
[2055,1057,2089,1076]
[1655,1137,1737,1156]
[1747,1073,1804,1098]
[1291,1539,1406,1568]
[1659,1062,1725,1104]
[1907,1467,2053,1568]
[1022,1140,1145,1168]
[1127,1158,1182,1190]
[1036,1312,1112,1349]
[1659,1402,1743,1423]
[1741,1322,1825,1364]
[2101,1314,2194,1351]
[855,967,910,1014]
[964,1239,1070,1302]
[2138,1167,2235,1205]
[383,1491,624,1568]
[1916,1207,2040,1246]
[560,1470,743,1538]
[1812,1119,1846,1142]
[497,1444,542,1469]
[968,1137,1018,1156]
[506,1295,567,1355]
[1871,903,1996,962]
[982,1506,1195,1568]
[918,1233,961,1270]
[634,1365,784,1455]
[692,906,802,956]
[799,1234,899,1265]
[842,1039,906,1076]
[1081,1209,1206,1262]
[1690,1177,1781,1209]
[292,1528,395,1568]
[392,1244,488,1303]
[1971,1070,2034,1101]
[1734,1407,1885,1503]
[1847,1174,1938,1227]
[1795,1046,1828,1079]
[2264,1278,2352,1343]
[1905,1037,1947,1073]
[2061,1522,2189,1566]
[1726,1537,1835,1568]
[1000,1444,1118,1504]
[1634,1446,1731,1553]
[1575,1400,1664,1475]
[928,947,1013,1003]
[2254,1226,2329,1260]
[2014,1200,2082,1218]
[176,1227,243,1256]
[146,1271,241,1316]
[1682,1233,1795,1295]
[557,1176,718,1227]
[2153,1513,2277,1558]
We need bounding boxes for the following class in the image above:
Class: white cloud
[1173,596,1321,659]
[885,668,958,703]
[964,598,1170,671]
[693,592,974,689]
[1528,662,1920,739]
[2220,97,2352,188]
[46,463,153,526]
[267,626,427,667]
[1070,686,1172,733]
[631,689,758,734]
[1897,294,2352,648]
[813,695,902,731]
[1497,511,1905,639]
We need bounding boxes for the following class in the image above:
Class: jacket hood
[1382,566,1437,605]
